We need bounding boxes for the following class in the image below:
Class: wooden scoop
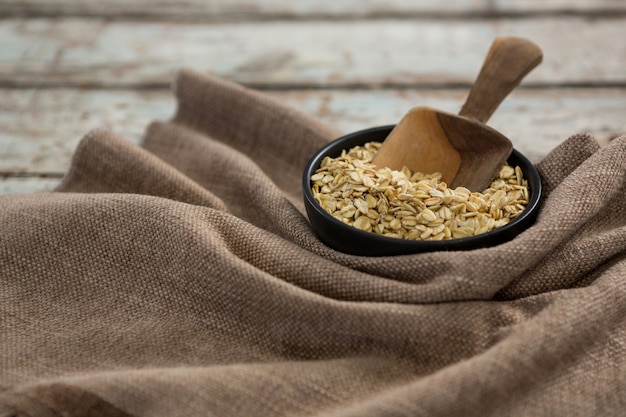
[372,36,543,191]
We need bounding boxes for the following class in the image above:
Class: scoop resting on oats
[310,141,529,241]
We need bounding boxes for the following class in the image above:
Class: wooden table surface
[1,0,625,194]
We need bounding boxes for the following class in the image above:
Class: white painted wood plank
[0,177,60,195]
[0,17,624,87]
[1,87,624,177]
[1,0,623,18]
[283,88,626,162]
[0,89,177,173]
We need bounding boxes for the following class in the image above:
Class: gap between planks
[1,0,626,21]
[2,10,626,23]
[1,82,626,91]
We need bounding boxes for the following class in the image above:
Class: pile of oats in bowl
[310,141,529,241]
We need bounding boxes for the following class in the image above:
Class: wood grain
[0,17,624,88]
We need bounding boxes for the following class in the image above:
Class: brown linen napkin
[1,68,624,417]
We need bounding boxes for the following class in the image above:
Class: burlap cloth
[1,68,624,417]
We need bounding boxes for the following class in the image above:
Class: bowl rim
[302,125,542,252]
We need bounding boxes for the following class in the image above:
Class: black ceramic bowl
[303,125,542,256]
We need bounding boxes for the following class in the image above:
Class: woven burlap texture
[1,68,625,417]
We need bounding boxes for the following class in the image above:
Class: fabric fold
[57,128,227,211]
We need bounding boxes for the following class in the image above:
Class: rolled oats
[311,141,530,241]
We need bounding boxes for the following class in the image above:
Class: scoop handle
[459,36,543,123]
